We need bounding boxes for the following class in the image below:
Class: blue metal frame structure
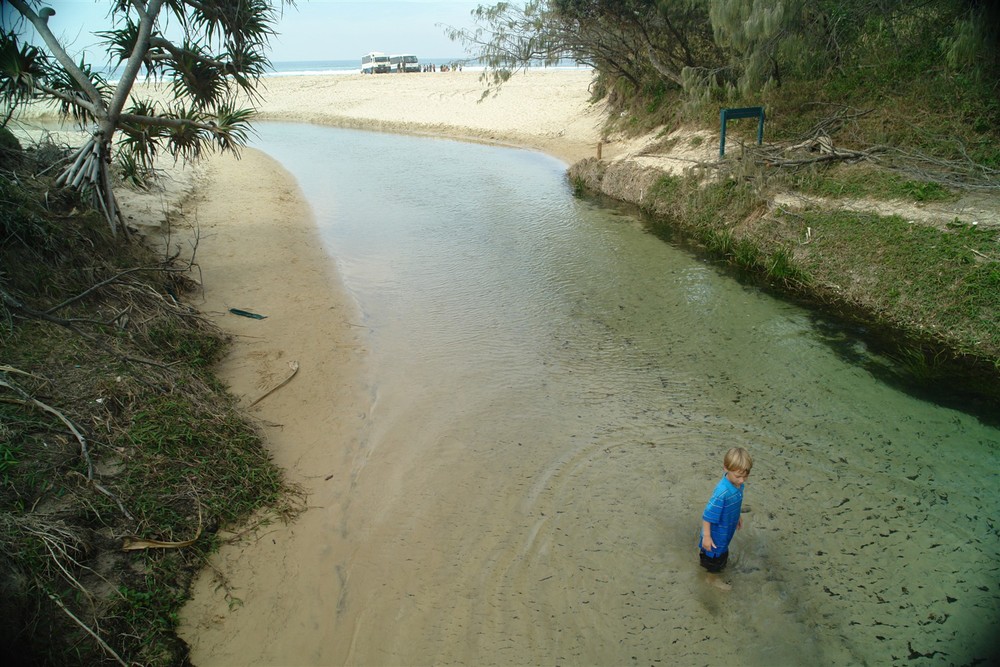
[719,107,765,157]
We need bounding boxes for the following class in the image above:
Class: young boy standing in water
[698,447,753,590]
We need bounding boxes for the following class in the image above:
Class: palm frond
[116,98,168,172]
[0,31,48,105]
[168,42,226,109]
[96,18,165,77]
[211,105,256,152]
[163,105,207,161]
[191,0,279,50]
[47,59,111,124]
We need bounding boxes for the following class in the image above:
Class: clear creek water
[244,122,999,665]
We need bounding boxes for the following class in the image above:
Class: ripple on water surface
[245,122,1000,666]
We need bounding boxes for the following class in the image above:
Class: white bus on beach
[390,54,420,73]
[361,52,391,74]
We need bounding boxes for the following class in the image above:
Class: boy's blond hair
[724,447,753,473]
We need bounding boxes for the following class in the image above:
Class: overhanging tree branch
[6,0,104,105]
[2,0,285,237]
[106,0,164,131]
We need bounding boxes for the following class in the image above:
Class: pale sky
[7,1,482,62]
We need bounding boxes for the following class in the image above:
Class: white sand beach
[252,69,611,164]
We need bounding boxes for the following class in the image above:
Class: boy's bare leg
[706,572,732,591]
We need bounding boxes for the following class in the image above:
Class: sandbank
[249,69,609,164]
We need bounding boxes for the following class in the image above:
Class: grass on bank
[1,137,293,666]
[578,159,1000,401]
[789,163,957,203]
[784,210,999,349]
[577,5,1000,406]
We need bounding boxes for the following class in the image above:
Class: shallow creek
[189,123,999,665]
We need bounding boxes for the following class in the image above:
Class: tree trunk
[97,139,121,235]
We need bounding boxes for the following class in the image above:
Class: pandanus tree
[1,0,286,237]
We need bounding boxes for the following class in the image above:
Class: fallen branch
[48,593,128,667]
[766,148,876,168]
[969,247,998,262]
[1,288,79,327]
[0,364,41,379]
[0,372,134,522]
[247,360,300,408]
[1,512,129,657]
[45,263,191,316]
[66,471,135,522]
[884,145,1000,190]
[0,376,93,480]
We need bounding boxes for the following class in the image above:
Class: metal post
[719,109,727,158]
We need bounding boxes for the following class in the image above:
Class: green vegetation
[2,3,295,654]
[789,164,957,203]
[0,142,293,665]
[2,0,283,235]
[550,0,999,403]
[644,174,813,289]
[787,211,1000,354]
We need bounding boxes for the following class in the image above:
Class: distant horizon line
[272,57,472,63]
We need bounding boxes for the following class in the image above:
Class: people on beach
[698,447,752,590]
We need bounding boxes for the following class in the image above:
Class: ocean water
[97,58,590,82]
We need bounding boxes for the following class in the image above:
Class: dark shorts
[699,550,729,573]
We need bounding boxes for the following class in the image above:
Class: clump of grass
[703,228,735,256]
[118,390,284,533]
[648,173,681,201]
[586,146,997,403]
[146,320,226,367]
[790,164,957,203]
[764,247,810,285]
[697,230,809,286]
[782,209,1000,357]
